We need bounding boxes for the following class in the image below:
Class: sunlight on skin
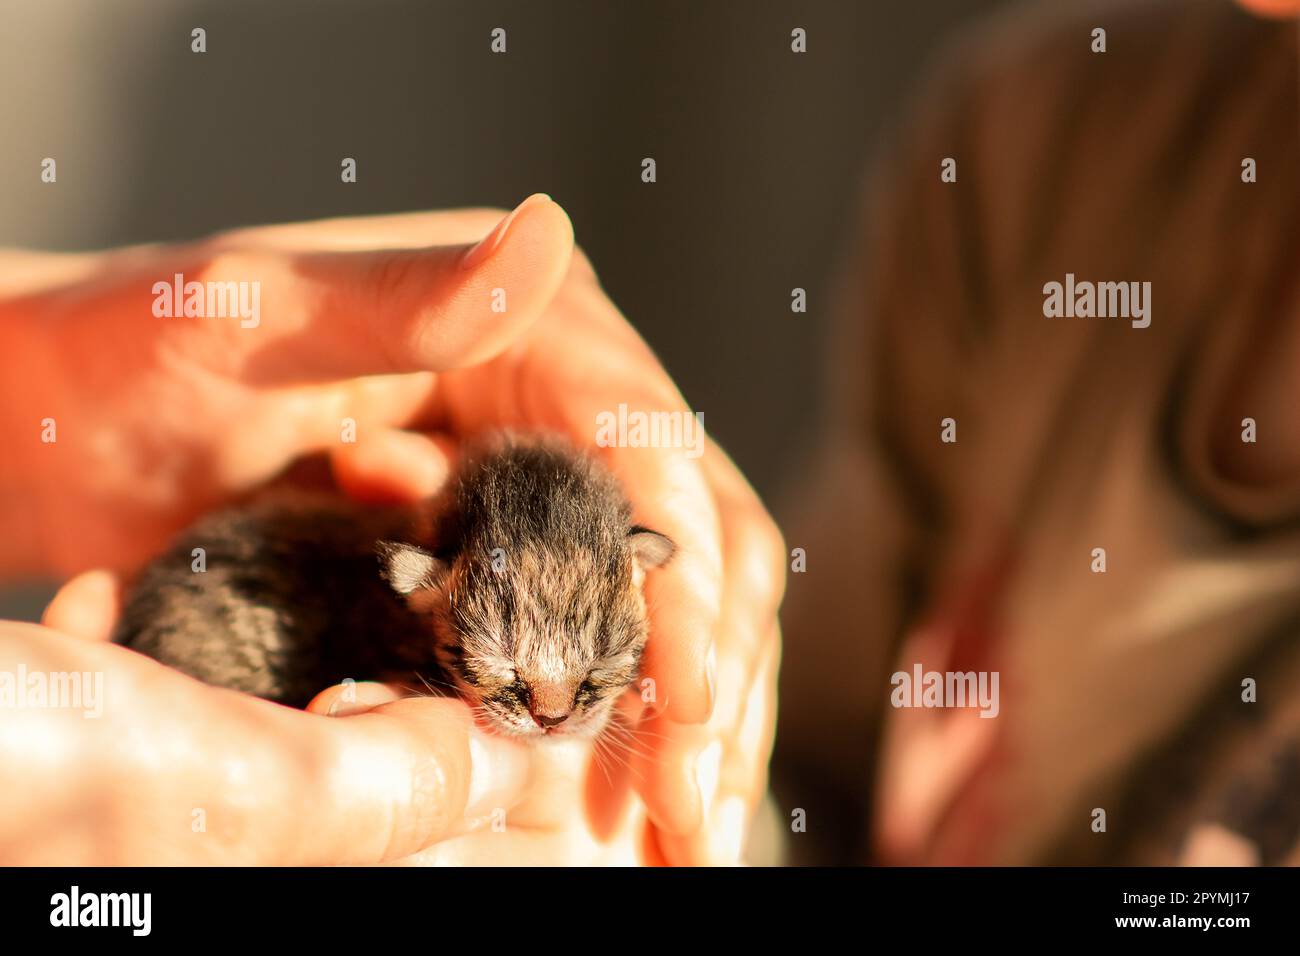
[304,680,655,865]
[3,183,784,864]
[329,437,776,864]
[1,197,573,577]
[0,618,534,864]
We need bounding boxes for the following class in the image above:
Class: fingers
[0,623,531,865]
[269,696,531,864]
[634,444,785,863]
[653,631,780,866]
[632,623,776,858]
[629,710,710,835]
[41,570,121,642]
[699,440,788,623]
[104,639,532,864]
[270,193,574,381]
[330,428,458,504]
[215,372,442,491]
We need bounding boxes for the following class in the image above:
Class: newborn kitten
[113,436,675,739]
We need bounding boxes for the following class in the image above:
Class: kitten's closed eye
[498,679,527,701]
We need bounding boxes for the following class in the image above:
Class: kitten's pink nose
[526,680,575,729]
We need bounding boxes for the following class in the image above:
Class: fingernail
[308,681,401,717]
[465,727,530,818]
[694,739,723,823]
[459,193,551,271]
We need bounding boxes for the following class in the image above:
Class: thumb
[257,193,573,381]
[286,697,530,864]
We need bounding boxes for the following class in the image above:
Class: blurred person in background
[778,0,1300,865]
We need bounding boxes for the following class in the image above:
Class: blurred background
[8,0,1300,870]
[0,0,1005,614]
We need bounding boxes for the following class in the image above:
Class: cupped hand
[41,559,776,867]
[2,582,530,865]
[3,199,785,864]
[41,576,657,865]
[330,316,786,863]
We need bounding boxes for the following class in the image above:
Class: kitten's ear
[376,541,445,594]
[628,526,676,569]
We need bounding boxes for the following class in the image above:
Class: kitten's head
[376,440,675,739]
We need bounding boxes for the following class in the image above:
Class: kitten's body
[114,437,674,737]
[114,498,422,707]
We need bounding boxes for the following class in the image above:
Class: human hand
[0,579,530,865]
[0,194,573,577]
[328,257,787,863]
[3,198,785,863]
[37,574,658,866]
[38,556,776,867]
